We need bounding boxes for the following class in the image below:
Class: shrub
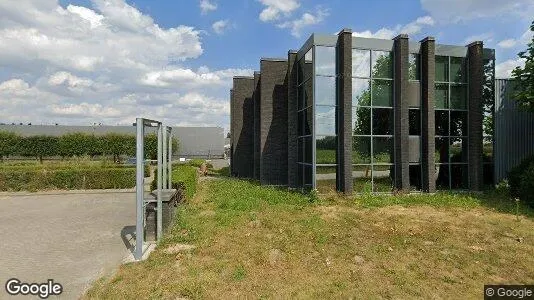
[0,131,175,163]
[518,164,534,208]
[186,159,206,168]
[150,165,198,200]
[508,155,534,197]
[0,131,20,160]
[0,167,136,191]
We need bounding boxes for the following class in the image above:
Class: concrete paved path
[0,191,136,299]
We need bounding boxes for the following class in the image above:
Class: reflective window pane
[353,107,371,135]
[297,137,303,162]
[409,109,421,136]
[409,136,421,163]
[352,137,371,164]
[409,164,422,191]
[373,137,393,164]
[435,83,449,109]
[450,111,467,136]
[435,164,450,189]
[303,136,312,164]
[372,79,393,107]
[297,163,303,187]
[450,57,466,83]
[372,51,393,79]
[298,110,303,136]
[435,110,449,136]
[408,81,421,107]
[315,46,336,76]
[409,54,420,80]
[303,164,313,186]
[451,164,468,189]
[352,78,371,107]
[373,165,394,192]
[298,84,304,110]
[353,165,373,193]
[435,56,449,82]
[372,108,393,135]
[304,107,312,136]
[315,76,336,106]
[316,136,337,164]
[435,137,449,164]
[316,166,337,193]
[315,106,336,135]
[303,79,313,108]
[352,49,370,78]
[450,84,467,109]
[298,48,313,83]
[450,137,467,163]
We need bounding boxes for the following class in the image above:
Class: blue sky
[0,0,532,131]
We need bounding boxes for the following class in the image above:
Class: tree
[512,21,534,112]
[21,136,59,163]
[0,131,20,161]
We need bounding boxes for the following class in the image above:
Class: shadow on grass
[468,189,534,219]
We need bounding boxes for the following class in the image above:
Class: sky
[0,0,532,132]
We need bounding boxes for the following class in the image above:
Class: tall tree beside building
[512,21,534,112]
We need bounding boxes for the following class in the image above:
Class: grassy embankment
[85,169,534,299]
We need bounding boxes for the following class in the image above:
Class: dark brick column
[233,77,255,178]
[467,41,484,191]
[393,34,410,191]
[420,37,436,192]
[287,51,298,188]
[230,89,235,176]
[337,29,353,194]
[260,59,288,186]
[253,72,261,180]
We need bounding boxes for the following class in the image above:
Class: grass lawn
[85,177,534,299]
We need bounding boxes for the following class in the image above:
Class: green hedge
[0,167,136,191]
[150,165,198,200]
[0,131,178,162]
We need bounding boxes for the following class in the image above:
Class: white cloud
[352,16,435,39]
[399,16,435,35]
[0,79,30,92]
[258,0,300,22]
[0,0,249,130]
[48,72,93,88]
[463,32,493,44]
[277,8,328,38]
[498,39,517,49]
[495,58,525,78]
[199,0,217,14]
[212,19,230,35]
[420,0,534,22]
[50,103,122,118]
[497,29,533,49]
[141,67,253,88]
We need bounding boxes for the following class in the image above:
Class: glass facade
[297,48,313,189]
[409,53,422,190]
[314,46,337,193]
[434,55,469,189]
[290,35,493,193]
[352,49,395,192]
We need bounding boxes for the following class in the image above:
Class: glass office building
[231,29,495,194]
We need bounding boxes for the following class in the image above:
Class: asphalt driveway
[0,191,136,299]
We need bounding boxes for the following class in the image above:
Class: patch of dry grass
[85,178,534,299]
